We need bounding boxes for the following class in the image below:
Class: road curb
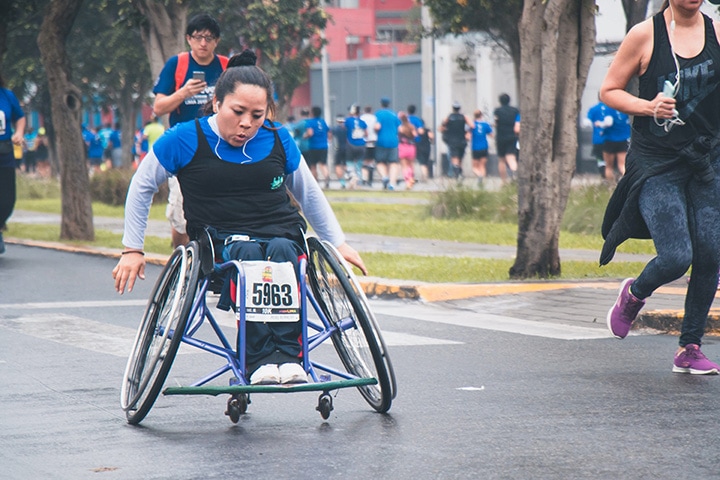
[637,309,720,336]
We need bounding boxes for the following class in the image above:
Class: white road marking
[369,300,612,340]
[0,313,137,357]
[0,300,147,309]
[0,302,461,356]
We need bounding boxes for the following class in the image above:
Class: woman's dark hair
[0,72,5,89]
[205,50,276,119]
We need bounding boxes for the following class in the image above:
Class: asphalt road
[2,245,720,479]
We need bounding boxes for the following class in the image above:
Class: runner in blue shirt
[303,106,330,187]
[586,99,608,176]
[374,97,401,190]
[344,104,367,188]
[113,51,367,386]
[0,76,26,254]
[601,106,630,183]
[471,109,493,187]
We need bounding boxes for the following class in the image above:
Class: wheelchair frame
[120,237,396,425]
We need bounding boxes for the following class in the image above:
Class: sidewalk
[6,208,719,336]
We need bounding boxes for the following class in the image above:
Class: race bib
[352,127,364,140]
[242,261,300,322]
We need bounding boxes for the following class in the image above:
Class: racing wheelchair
[120,235,396,425]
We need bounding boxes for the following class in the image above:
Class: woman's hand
[651,92,677,120]
[112,251,146,294]
[336,242,368,276]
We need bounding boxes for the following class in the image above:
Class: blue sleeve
[153,55,180,95]
[277,123,301,174]
[151,120,199,174]
[8,91,24,122]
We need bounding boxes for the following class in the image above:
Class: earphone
[654,4,685,132]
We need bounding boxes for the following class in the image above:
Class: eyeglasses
[189,34,217,43]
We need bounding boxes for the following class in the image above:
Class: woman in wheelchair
[113,50,367,386]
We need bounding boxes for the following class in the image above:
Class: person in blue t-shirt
[83,126,105,173]
[344,104,367,188]
[374,97,401,190]
[109,123,122,168]
[152,13,227,127]
[113,51,367,386]
[302,106,330,187]
[600,106,630,183]
[586,99,608,176]
[471,109,493,188]
[0,73,26,254]
[152,13,229,248]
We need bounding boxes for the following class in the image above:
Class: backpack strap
[174,52,190,92]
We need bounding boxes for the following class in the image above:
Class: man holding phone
[151,13,228,247]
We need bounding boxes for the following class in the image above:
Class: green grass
[15,198,167,221]
[9,177,652,282]
[7,223,173,256]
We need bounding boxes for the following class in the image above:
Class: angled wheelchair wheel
[120,241,201,424]
[315,239,397,401]
[306,237,393,413]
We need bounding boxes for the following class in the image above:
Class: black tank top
[178,119,307,241]
[443,112,467,145]
[633,11,720,155]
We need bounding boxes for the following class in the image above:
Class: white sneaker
[278,363,308,384]
[249,364,280,385]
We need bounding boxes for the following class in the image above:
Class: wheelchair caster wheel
[317,393,333,420]
[225,393,248,423]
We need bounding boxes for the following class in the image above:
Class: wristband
[121,250,145,256]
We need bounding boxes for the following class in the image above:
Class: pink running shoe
[672,344,720,375]
[606,278,645,339]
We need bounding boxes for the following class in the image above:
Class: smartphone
[192,71,205,82]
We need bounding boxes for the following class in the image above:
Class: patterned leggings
[632,163,720,346]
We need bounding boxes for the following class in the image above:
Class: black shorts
[305,149,328,166]
[496,138,518,157]
[447,143,466,159]
[603,140,628,154]
[334,149,347,166]
[364,145,376,161]
[472,149,488,160]
[416,148,430,165]
[347,144,365,162]
[591,143,604,160]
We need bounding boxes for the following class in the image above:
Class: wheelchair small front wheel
[225,393,248,423]
[120,242,201,424]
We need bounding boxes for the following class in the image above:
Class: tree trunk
[37,0,94,241]
[510,0,596,279]
[622,0,650,33]
[135,0,188,79]
[118,88,139,169]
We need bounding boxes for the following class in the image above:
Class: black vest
[443,112,467,146]
[633,11,720,155]
[178,119,307,242]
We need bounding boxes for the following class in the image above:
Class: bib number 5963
[252,282,293,307]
